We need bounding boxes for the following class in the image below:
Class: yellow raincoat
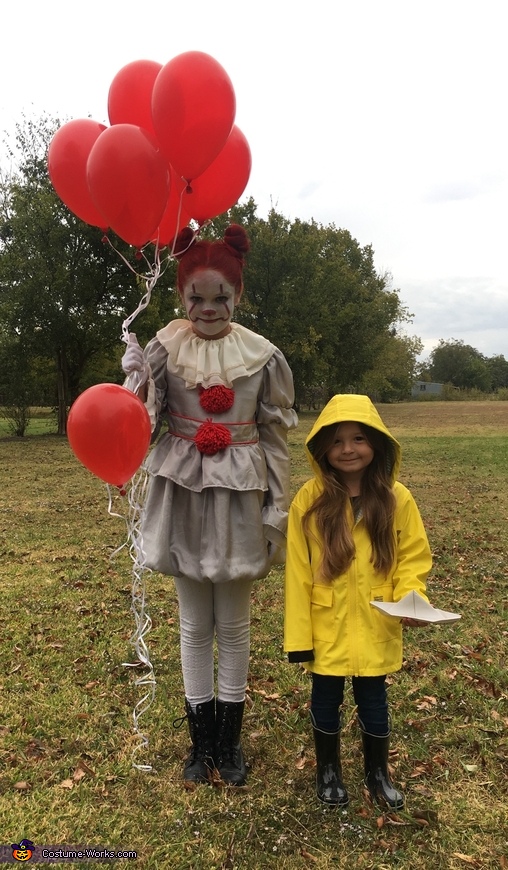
[284,395,432,676]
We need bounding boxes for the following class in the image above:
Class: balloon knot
[185,182,193,194]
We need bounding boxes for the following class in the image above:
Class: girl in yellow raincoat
[284,394,432,809]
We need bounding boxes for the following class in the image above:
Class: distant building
[411,381,443,398]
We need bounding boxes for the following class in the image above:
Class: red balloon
[87,124,170,247]
[48,119,108,228]
[184,126,252,224]
[67,384,151,487]
[153,167,191,247]
[152,51,236,181]
[108,59,162,137]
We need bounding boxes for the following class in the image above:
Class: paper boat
[370,590,461,624]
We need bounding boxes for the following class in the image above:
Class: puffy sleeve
[257,349,298,560]
[392,484,432,602]
[123,338,169,435]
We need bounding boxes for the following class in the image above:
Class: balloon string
[167,183,201,259]
[121,251,162,344]
[108,469,156,771]
[99,235,165,343]
[101,214,203,768]
[101,202,205,343]
[168,184,187,259]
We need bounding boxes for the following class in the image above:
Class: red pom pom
[195,421,232,455]
[199,385,235,414]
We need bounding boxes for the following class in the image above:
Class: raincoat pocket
[370,583,402,658]
[310,584,334,641]
[370,583,394,603]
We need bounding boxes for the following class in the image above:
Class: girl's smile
[326,421,374,489]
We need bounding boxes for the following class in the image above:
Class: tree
[486,354,508,390]
[0,115,178,433]
[0,332,33,435]
[360,332,423,402]
[206,205,412,407]
[429,339,491,391]
[0,115,421,425]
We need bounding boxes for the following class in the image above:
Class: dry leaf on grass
[73,768,86,783]
[295,752,307,770]
[300,847,319,863]
[451,853,481,867]
[412,808,439,825]
[75,759,96,778]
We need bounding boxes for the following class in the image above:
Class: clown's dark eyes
[188,295,229,304]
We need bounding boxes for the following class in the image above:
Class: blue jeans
[311,673,389,735]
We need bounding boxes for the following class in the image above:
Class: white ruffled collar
[156,320,276,389]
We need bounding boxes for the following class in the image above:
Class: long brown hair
[303,422,396,580]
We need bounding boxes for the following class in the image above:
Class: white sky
[1,0,507,361]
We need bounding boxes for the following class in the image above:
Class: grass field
[0,402,507,869]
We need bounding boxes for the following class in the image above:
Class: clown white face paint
[180,268,242,339]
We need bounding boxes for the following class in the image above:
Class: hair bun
[224,224,250,259]
[173,226,196,259]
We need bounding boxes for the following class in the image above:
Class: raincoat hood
[306,394,401,483]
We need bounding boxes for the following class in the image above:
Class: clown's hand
[121,334,150,386]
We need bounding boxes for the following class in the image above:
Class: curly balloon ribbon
[108,470,155,771]
[104,185,202,349]
[103,217,202,770]
[120,249,163,346]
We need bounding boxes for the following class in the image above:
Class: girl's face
[180,268,242,339]
[325,421,374,486]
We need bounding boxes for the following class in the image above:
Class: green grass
[1,403,507,869]
[0,407,57,438]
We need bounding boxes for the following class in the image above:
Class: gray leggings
[173,576,253,708]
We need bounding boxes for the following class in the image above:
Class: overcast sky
[1,0,506,360]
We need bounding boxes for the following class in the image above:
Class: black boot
[215,700,247,786]
[361,729,404,810]
[180,698,215,783]
[311,712,349,807]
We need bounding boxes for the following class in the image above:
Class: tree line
[419,339,508,393]
[1,116,505,437]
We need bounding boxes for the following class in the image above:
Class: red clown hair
[174,224,250,293]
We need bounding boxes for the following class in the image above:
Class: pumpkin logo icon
[11,839,35,861]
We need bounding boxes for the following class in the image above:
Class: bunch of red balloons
[47,52,252,248]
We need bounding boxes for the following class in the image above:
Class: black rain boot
[215,700,247,786]
[361,729,404,810]
[311,712,349,807]
[179,698,215,783]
